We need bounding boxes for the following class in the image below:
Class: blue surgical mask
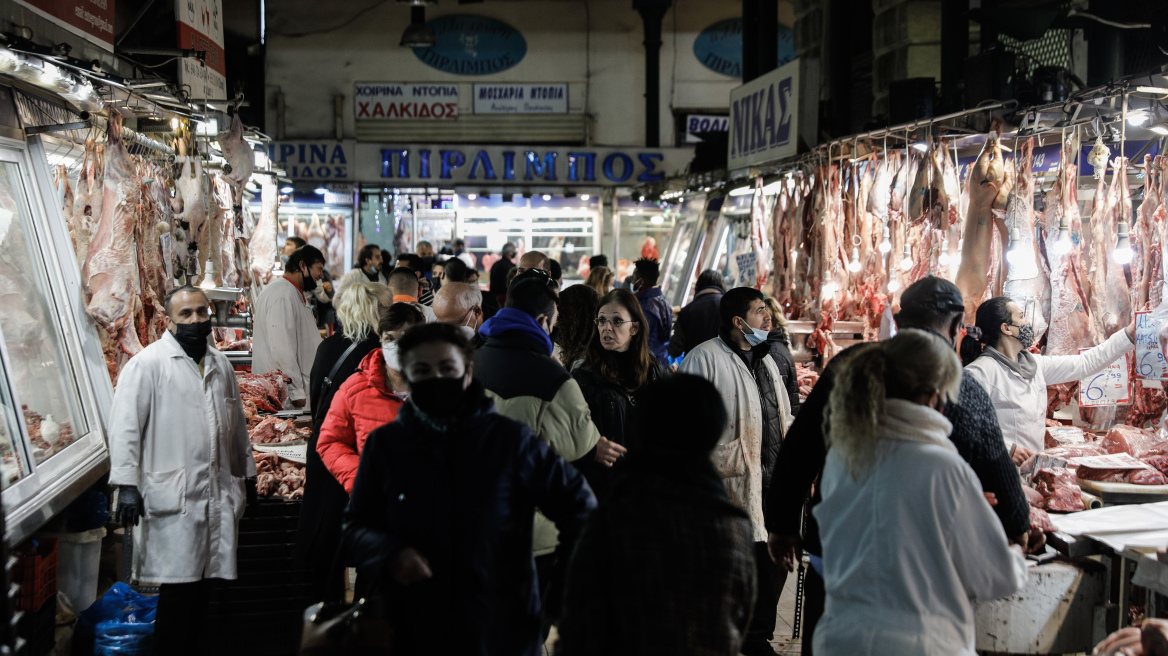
[741,325,769,347]
[280,254,289,265]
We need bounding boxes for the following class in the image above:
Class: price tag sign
[1078,351,1130,407]
[252,443,307,464]
[735,252,758,287]
[1135,311,1168,380]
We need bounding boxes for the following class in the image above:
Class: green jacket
[476,332,601,554]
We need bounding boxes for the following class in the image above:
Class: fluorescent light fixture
[728,185,753,197]
[542,194,551,201]
[650,215,664,225]
[254,147,269,169]
[171,117,180,131]
[280,185,293,194]
[314,186,327,195]
[1128,112,1149,127]
[912,142,929,152]
[467,193,477,200]
[1150,122,1168,136]
[580,194,590,201]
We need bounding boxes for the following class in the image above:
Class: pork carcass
[81,114,144,357]
[1002,138,1050,343]
[955,134,1013,319]
[217,113,254,189]
[249,177,279,285]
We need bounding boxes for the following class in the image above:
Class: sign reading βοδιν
[728,59,800,169]
[355,83,459,120]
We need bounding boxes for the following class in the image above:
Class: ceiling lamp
[1053,219,1073,255]
[728,183,753,197]
[938,238,951,267]
[400,6,436,48]
[847,246,862,273]
[898,244,913,272]
[878,226,892,254]
[887,277,901,292]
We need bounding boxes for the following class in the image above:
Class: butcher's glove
[246,477,258,507]
[116,485,142,527]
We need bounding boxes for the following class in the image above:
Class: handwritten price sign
[1079,351,1131,407]
[1134,311,1168,380]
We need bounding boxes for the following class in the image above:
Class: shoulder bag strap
[314,340,367,425]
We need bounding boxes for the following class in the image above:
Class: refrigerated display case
[1,135,111,545]
[662,195,723,308]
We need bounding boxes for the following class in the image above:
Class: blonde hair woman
[760,296,800,414]
[299,281,396,601]
[812,329,1026,656]
[585,266,614,296]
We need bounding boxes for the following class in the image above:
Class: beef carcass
[1104,157,1134,332]
[70,139,103,265]
[217,113,254,189]
[250,177,279,285]
[207,174,239,287]
[81,114,144,357]
[956,134,1013,319]
[1003,138,1050,344]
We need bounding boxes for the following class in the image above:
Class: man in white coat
[252,244,326,408]
[109,285,255,656]
[680,286,793,656]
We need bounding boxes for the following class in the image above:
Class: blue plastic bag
[79,582,158,655]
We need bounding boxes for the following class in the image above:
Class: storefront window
[357,188,456,259]
[458,195,599,282]
[0,159,87,467]
[0,343,30,489]
[282,188,353,279]
[615,198,678,286]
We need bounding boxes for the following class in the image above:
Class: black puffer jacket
[571,358,665,500]
[763,329,801,417]
[342,382,597,656]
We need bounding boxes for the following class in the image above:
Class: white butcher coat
[812,400,1028,656]
[965,328,1134,455]
[252,276,322,406]
[108,331,256,584]
[680,336,791,541]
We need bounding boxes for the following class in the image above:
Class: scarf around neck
[878,398,955,452]
[984,345,1038,380]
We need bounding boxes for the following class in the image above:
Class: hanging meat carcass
[1003,138,1050,344]
[217,113,255,191]
[70,139,103,265]
[82,114,144,360]
[306,213,327,251]
[1129,156,1168,429]
[250,176,279,285]
[175,143,210,268]
[326,215,346,278]
[1102,157,1133,336]
[956,134,1013,319]
[205,174,240,288]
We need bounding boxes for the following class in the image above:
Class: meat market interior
[0,0,1167,654]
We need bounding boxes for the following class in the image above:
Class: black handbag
[299,598,393,655]
[314,339,365,426]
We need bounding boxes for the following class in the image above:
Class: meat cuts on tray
[1101,424,1161,457]
[253,452,305,500]
[1030,506,1056,533]
[1032,467,1086,512]
[249,415,310,444]
[236,371,289,413]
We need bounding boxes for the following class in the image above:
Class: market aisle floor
[542,571,803,655]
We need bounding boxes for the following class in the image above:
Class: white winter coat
[108,331,255,584]
[335,268,388,300]
[965,329,1134,454]
[252,276,323,406]
[813,400,1028,656]
[680,336,792,541]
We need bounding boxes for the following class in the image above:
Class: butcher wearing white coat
[108,285,256,656]
[252,244,326,407]
[813,330,1027,656]
[962,296,1136,462]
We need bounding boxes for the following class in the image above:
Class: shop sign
[728,60,799,169]
[175,0,226,101]
[473,83,568,114]
[355,144,693,186]
[354,83,459,120]
[684,114,729,143]
[414,15,526,76]
[267,141,355,181]
[693,18,796,78]
[15,0,116,51]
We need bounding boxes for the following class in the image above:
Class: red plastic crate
[13,538,57,611]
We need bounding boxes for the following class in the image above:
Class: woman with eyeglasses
[571,288,666,501]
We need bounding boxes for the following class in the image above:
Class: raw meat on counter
[249,415,310,444]
[1029,506,1056,533]
[1021,484,1046,508]
[1045,424,1088,448]
[1078,465,1168,485]
[253,452,305,500]
[1020,443,1107,477]
[236,371,289,413]
[1101,424,1161,457]
[796,363,819,401]
[1031,467,1086,512]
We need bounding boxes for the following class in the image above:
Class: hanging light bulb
[887,277,901,292]
[939,238,951,266]
[1114,222,1134,264]
[822,279,839,295]
[847,246,862,273]
[952,238,963,269]
[1006,227,1026,266]
[899,244,913,271]
[878,226,892,254]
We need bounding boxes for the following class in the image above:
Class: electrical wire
[275,0,390,39]
[1067,9,1151,30]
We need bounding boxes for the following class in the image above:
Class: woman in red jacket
[317,302,425,492]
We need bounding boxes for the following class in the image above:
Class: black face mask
[173,320,212,361]
[299,265,318,293]
[409,377,468,420]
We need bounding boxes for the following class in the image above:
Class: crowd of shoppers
[109,243,1055,656]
